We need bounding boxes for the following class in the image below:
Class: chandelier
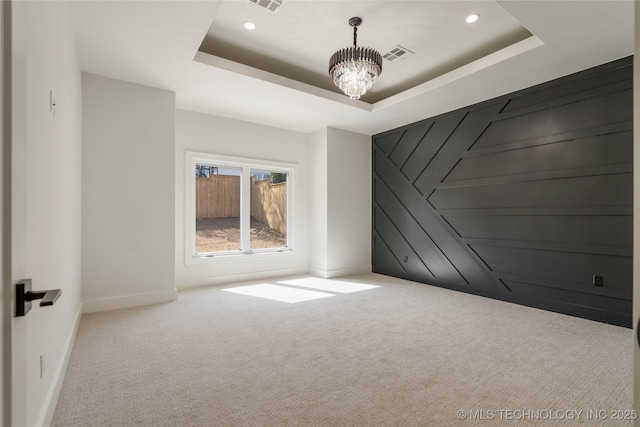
[328,17,382,100]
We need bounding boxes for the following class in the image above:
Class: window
[186,152,294,262]
[195,165,242,252]
[249,169,288,250]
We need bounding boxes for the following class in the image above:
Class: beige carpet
[52,274,633,426]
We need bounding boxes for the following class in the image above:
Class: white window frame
[186,151,295,265]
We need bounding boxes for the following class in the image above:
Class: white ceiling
[200,1,532,102]
[68,1,634,135]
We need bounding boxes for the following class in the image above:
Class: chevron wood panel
[372,56,633,327]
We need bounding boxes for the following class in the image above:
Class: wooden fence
[195,175,287,234]
[196,175,241,219]
[250,177,287,234]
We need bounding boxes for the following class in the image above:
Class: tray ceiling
[199,1,532,103]
[67,1,634,134]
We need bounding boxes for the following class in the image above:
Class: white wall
[175,109,309,289]
[309,127,372,278]
[82,73,176,312]
[326,127,371,276]
[308,128,328,274]
[10,2,82,425]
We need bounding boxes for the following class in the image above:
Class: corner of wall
[82,290,178,314]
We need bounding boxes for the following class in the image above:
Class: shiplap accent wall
[372,56,632,327]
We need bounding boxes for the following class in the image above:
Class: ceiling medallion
[328,17,382,100]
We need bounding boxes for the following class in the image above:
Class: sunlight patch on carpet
[222,284,334,303]
[278,277,380,293]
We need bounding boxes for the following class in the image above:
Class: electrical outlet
[593,275,604,287]
[40,354,44,379]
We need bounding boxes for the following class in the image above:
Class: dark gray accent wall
[372,57,632,327]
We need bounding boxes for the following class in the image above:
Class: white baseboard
[178,267,310,290]
[309,265,372,279]
[82,289,178,313]
[40,302,83,427]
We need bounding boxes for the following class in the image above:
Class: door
[0,1,6,423]
[1,1,9,424]
[4,1,30,424]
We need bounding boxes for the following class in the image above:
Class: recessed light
[466,14,480,24]
[243,21,256,30]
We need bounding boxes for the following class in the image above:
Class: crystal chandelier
[328,17,382,100]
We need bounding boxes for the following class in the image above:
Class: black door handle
[16,279,62,317]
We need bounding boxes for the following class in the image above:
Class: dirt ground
[196,217,286,252]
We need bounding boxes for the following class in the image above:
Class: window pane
[250,171,287,249]
[195,165,241,253]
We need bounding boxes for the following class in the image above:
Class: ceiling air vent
[383,45,414,62]
[249,0,283,12]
